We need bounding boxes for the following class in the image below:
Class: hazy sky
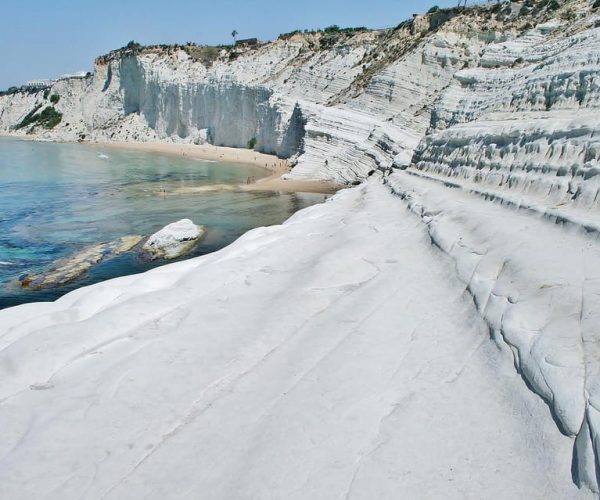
[1,0,467,89]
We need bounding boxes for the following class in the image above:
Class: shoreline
[97,141,342,195]
[96,141,285,171]
[0,134,343,194]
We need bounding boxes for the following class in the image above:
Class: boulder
[143,219,205,260]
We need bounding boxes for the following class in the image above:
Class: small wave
[0,261,13,266]
[98,154,110,160]
[194,158,217,163]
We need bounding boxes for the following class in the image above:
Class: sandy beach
[98,141,342,195]
[98,141,284,169]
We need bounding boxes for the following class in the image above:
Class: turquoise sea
[0,138,323,309]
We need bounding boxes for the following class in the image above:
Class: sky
[0,0,468,89]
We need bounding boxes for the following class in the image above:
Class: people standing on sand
[251,176,256,183]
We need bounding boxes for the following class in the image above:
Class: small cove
[0,138,325,308]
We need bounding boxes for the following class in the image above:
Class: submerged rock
[142,219,205,260]
[21,235,142,289]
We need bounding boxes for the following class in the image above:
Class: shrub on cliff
[15,105,62,130]
[38,107,62,128]
[278,30,301,40]
[320,33,340,48]
[247,137,257,149]
[561,8,576,21]
[547,0,560,10]
[50,94,60,104]
[0,86,20,97]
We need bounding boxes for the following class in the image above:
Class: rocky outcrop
[142,219,204,260]
[20,235,142,289]
[0,182,592,499]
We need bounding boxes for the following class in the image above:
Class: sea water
[0,138,324,308]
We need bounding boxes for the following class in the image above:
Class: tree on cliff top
[126,40,141,51]
[231,30,238,43]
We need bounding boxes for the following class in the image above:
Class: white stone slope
[0,182,592,499]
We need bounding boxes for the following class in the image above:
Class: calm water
[0,138,324,309]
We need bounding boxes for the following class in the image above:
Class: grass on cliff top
[278,25,368,40]
[96,39,237,66]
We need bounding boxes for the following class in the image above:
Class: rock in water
[143,219,205,260]
[21,235,143,289]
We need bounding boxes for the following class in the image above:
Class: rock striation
[2,3,595,186]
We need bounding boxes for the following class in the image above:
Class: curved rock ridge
[384,165,600,493]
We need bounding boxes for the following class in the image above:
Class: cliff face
[3,1,597,184]
[414,17,600,210]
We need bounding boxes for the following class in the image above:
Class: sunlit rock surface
[0,183,593,499]
[142,219,204,260]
